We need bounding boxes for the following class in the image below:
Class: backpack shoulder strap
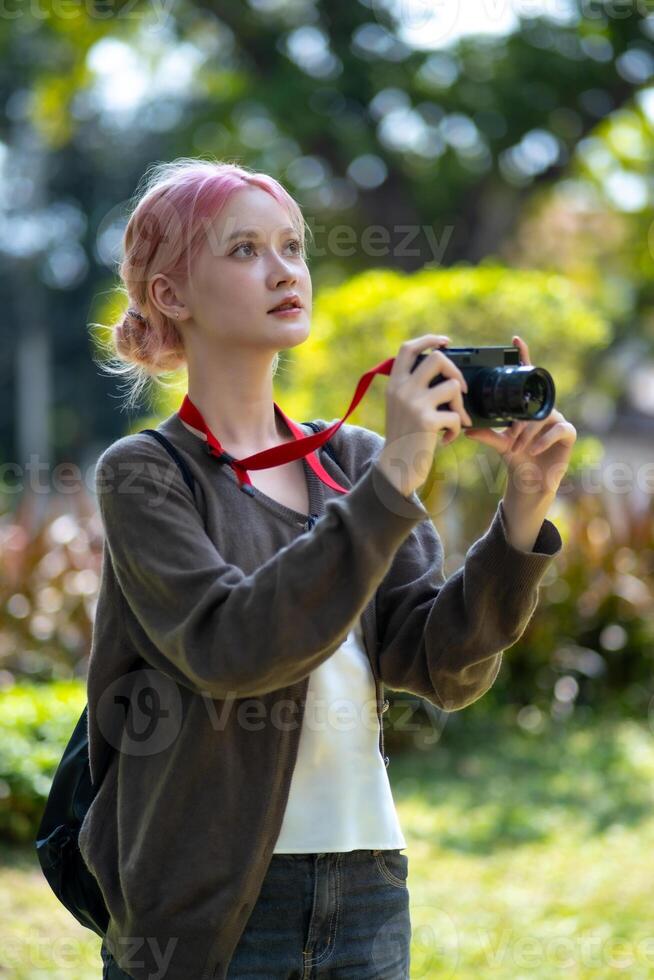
[302,420,340,468]
[140,425,339,485]
[138,429,197,496]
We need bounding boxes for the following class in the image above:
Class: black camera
[411,345,555,429]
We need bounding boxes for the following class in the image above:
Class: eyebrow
[226,225,298,243]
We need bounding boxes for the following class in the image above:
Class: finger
[513,334,528,364]
[466,419,527,445]
[450,384,473,427]
[511,421,547,455]
[464,426,512,453]
[545,408,565,422]
[438,411,462,445]
[512,409,562,453]
[430,378,472,425]
[508,420,529,441]
[529,421,577,455]
[415,349,468,393]
[456,388,473,427]
[393,335,452,378]
[463,428,490,442]
[513,334,531,367]
[434,378,472,425]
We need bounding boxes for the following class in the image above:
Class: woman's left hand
[463,335,577,497]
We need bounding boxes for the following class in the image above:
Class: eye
[232,241,256,256]
[231,239,303,257]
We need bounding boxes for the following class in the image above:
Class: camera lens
[477,365,555,421]
[523,372,551,418]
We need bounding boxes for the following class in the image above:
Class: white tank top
[273,618,407,853]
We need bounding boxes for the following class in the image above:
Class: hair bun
[126,307,148,324]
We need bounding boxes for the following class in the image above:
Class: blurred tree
[189,0,649,266]
[0,0,652,465]
[500,89,654,446]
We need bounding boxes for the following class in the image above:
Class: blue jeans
[100,848,411,978]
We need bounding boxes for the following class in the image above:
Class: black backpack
[34,422,338,937]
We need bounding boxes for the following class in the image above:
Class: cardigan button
[382,698,390,713]
[383,755,390,768]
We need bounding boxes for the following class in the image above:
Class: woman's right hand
[377,334,473,499]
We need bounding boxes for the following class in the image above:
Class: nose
[267,250,298,286]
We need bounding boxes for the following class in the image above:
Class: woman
[86,157,573,979]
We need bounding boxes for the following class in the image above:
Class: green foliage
[0,679,85,843]
[503,489,654,717]
[0,490,102,683]
[282,262,610,434]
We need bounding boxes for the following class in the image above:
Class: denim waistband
[272,848,405,860]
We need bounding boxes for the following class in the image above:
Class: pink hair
[91,156,309,412]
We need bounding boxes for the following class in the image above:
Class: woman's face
[184,185,312,356]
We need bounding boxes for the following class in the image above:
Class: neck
[184,349,288,455]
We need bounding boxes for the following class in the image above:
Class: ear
[150,274,188,321]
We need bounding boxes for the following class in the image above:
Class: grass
[0,842,102,979]
[393,707,654,979]
[2,709,654,978]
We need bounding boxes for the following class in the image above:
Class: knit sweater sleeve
[94,433,427,700]
[340,426,564,712]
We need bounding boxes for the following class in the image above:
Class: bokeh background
[1,1,654,977]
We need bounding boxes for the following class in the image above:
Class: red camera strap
[177,357,396,496]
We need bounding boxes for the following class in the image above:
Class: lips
[268,295,302,313]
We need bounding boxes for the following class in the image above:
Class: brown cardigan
[80,411,562,979]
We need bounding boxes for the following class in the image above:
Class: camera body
[411,345,556,429]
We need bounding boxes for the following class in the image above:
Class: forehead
[210,186,296,242]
